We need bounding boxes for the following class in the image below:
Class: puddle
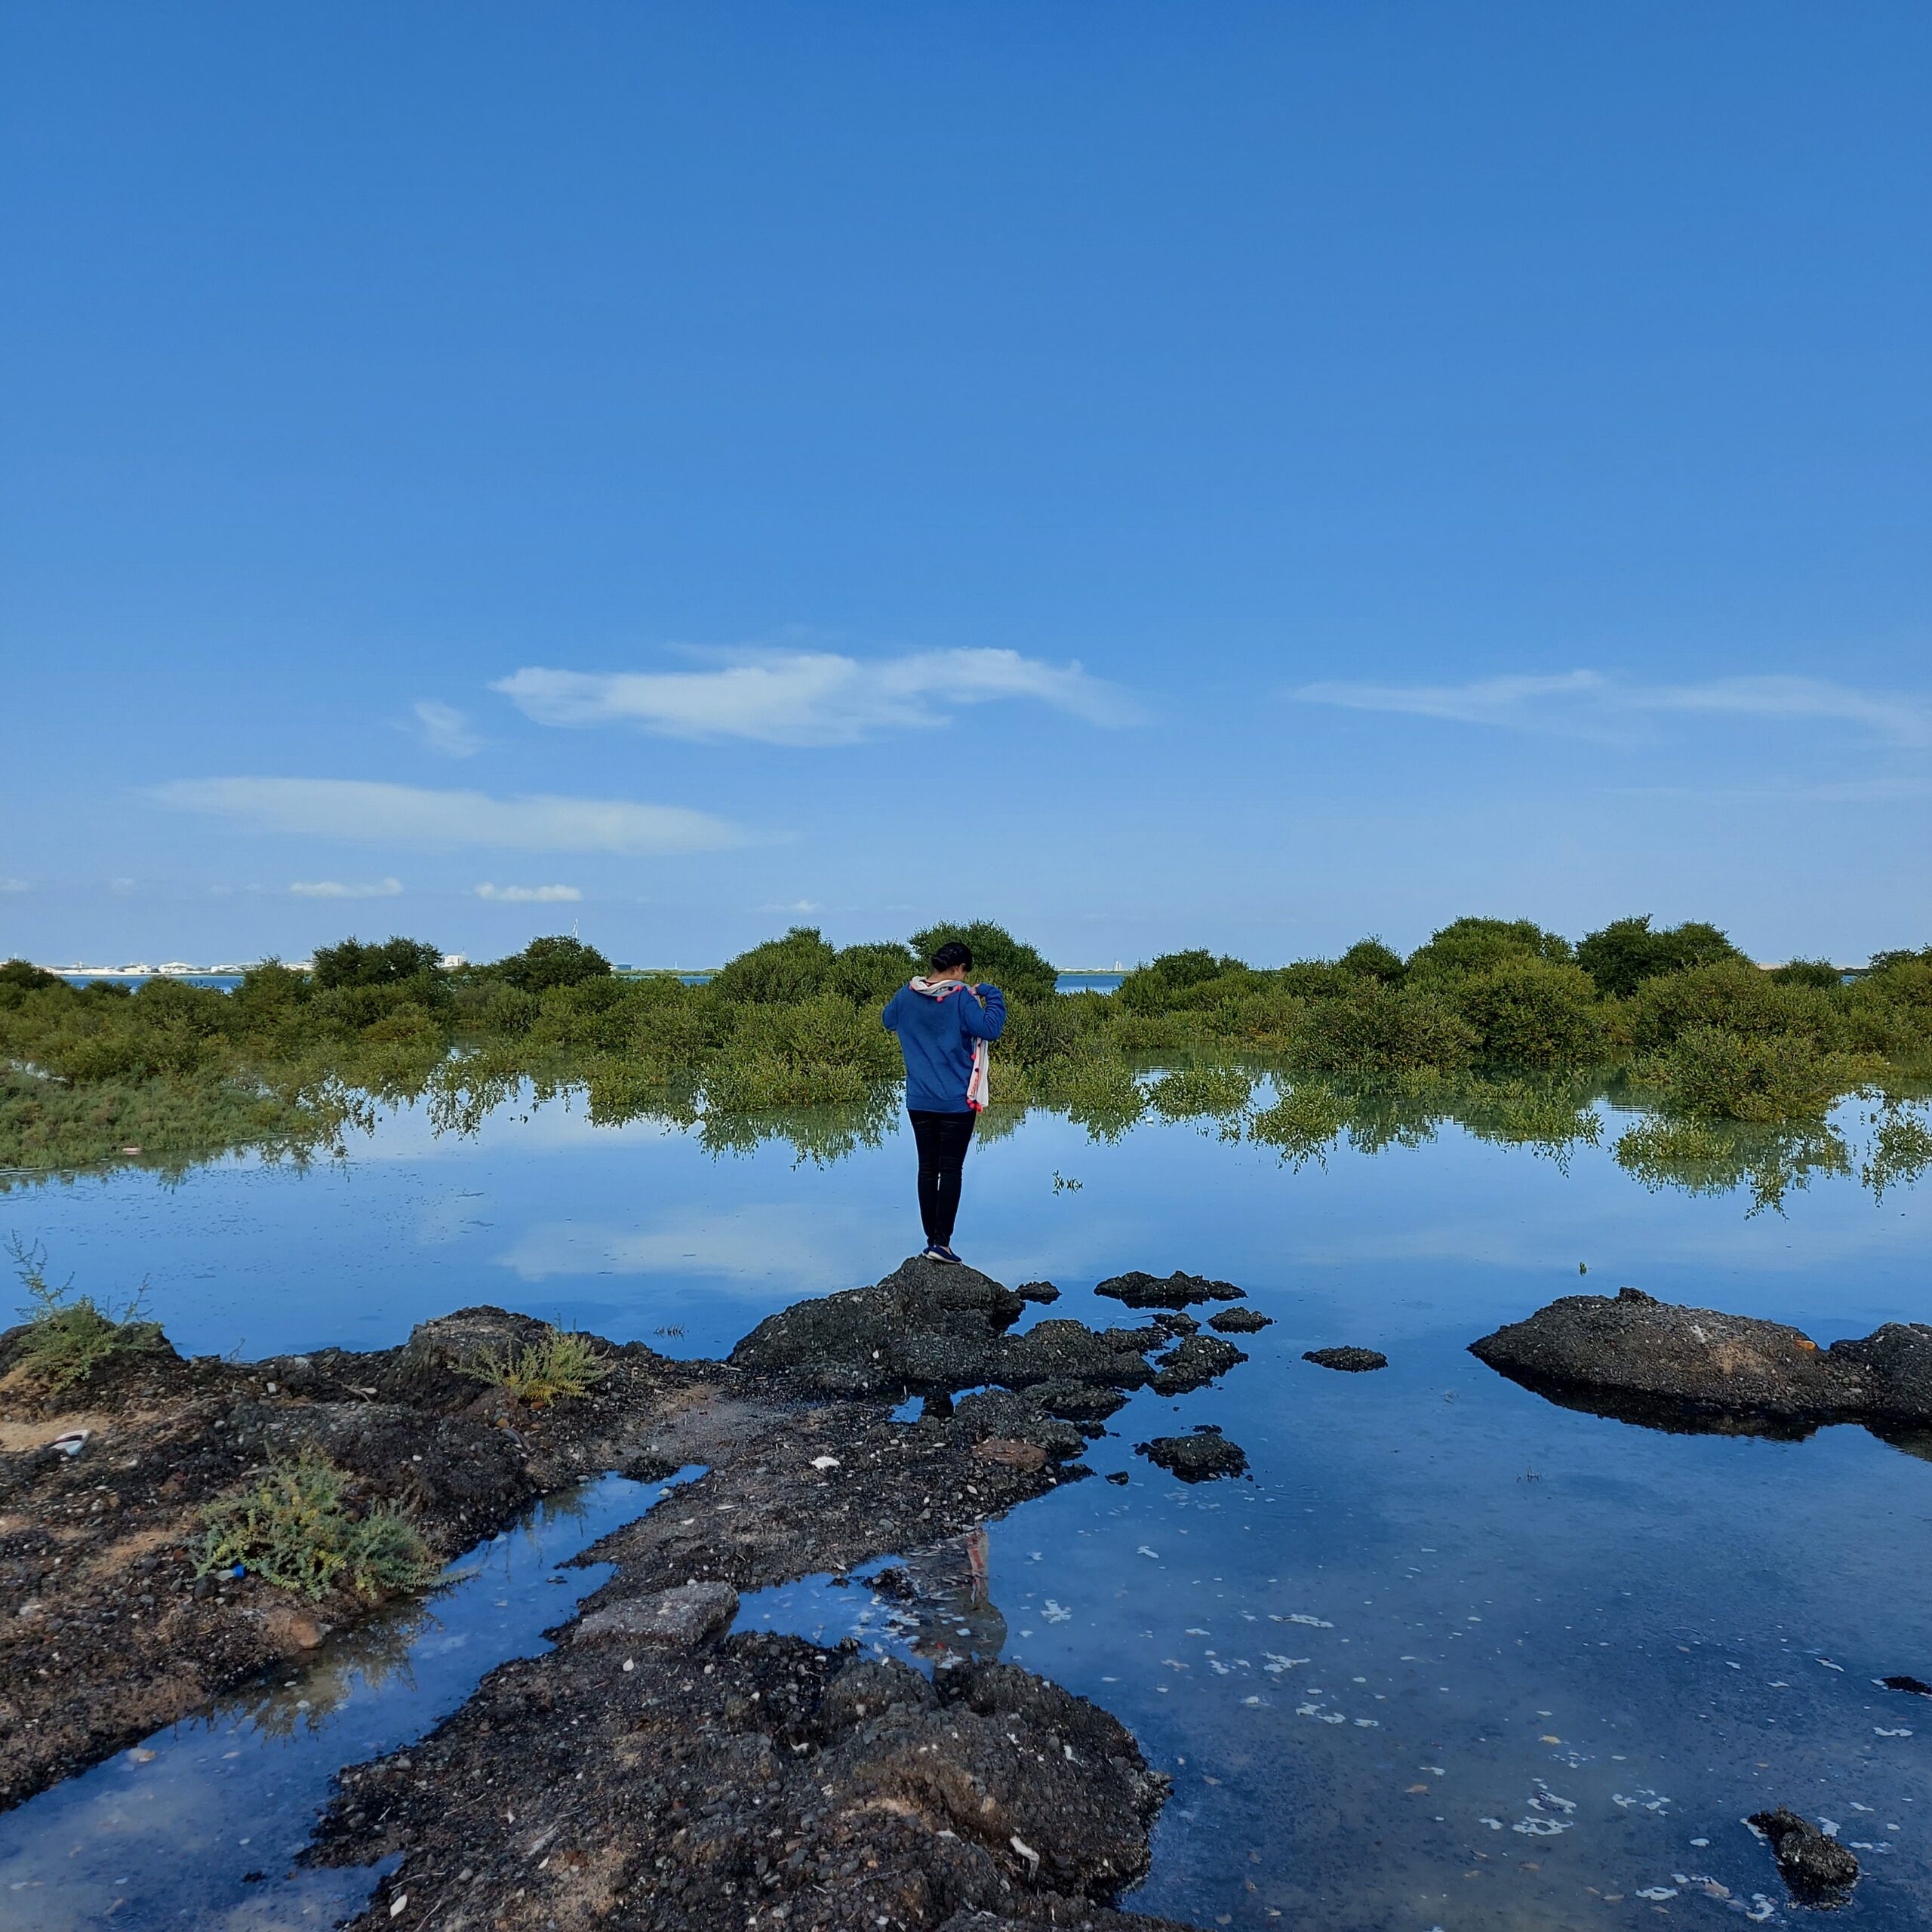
[0,1469,701,1931]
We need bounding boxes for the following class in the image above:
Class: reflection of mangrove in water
[8,1036,1930,1214]
[871,1527,1008,1668]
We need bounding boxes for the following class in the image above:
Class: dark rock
[1148,1334,1247,1395]
[1472,1289,1932,1432]
[1015,1280,1060,1304]
[376,1305,555,1408]
[728,1255,1027,1395]
[1135,1429,1248,1482]
[1209,1308,1273,1334]
[575,1580,739,1649]
[1106,1470,1130,1485]
[1750,1807,1860,1900]
[1881,1674,1932,1695]
[1303,1346,1386,1373]
[1029,1378,1129,1423]
[1000,1320,1155,1389]
[1152,1311,1199,1337]
[1096,1269,1245,1309]
[952,1388,1088,1461]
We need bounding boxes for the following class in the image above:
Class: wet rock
[1096,1269,1245,1310]
[1151,1312,1198,1337]
[1135,1429,1248,1483]
[1209,1308,1272,1334]
[1881,1674,1932,1695]
[1000,1320,1156,1390]
[1016,1280,1061,1304]
[376,1306,555,1408]
[311,1632,1189,1931]
[575,1580,740,1649]
[1303,1346,1386,1372]
[1029,1378,1129,1423]
[1471,1289,1932,1429]
[1750,1807,1860,1900]
[728,1259,1159,1400]
[1106,1470,1130,1485]
[974,1438,1051,1472]
[729,1255,1027,1395]
[952,1388,1088,1462]
[1148,1334,1247,1395]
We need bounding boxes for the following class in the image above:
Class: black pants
[909,1109,976,1247]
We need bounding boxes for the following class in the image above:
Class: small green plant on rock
[195,1449,437,1602]
[458,1324,609,1407]
[8,1237,166,1392]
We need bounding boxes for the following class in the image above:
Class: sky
[3,3,1927,969]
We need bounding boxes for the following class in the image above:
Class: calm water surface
[4,1090,1930,1929]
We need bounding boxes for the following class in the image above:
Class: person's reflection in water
[881,1527,1007,1666]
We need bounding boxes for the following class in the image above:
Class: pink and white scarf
[909,976,990,1111]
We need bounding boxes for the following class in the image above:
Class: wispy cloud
[494,646,1140,747]
[475,882,581,903]
[410,700,483,758]
[1294,670,1932,748]
[152,778,746,855]
[290,876,404,900]
[0,877,26,894]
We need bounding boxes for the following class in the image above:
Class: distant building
[440,952,468,971]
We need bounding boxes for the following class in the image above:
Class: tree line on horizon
[3,912,1930,1176]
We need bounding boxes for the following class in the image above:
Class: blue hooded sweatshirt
[881,980,1007,1112]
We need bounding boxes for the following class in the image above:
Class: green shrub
[1407,916,1572,979]
[1335,938,1406,983]
[1300,983,1478,1073]
[1575,916,1743,996]
[459,1324,610,1406]
[828,940,918,1003]
[450,977,542,1037]
[0,959,64,998]
[1451,958,1610,1069]
[479,934,612,993]
[709,927,838,1003]
[1626,958,1841,1051]
[1640,1024,1875,1122]
[907,920,1058,1001]
[1847,959,1932,1060]
[311,936,445,991]
[1769,958,1842,989]
[7,1239,167,1390]
[194,1450,437,1602]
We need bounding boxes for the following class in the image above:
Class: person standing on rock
[881,940,1005,1265]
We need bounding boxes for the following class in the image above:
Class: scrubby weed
[1300,982,1478,1074]
[1615,1115,1853,1214]
[8,1237,165,1391]
[1146,1066,1255,1121]
[194,1450,437,1602]
[1639,1025,1878,1124]
[1863,1102,1932,1201]
[458,1324,610,1407]
[1248,1080,1352,1165]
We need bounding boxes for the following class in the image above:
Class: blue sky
[3,3,1927,968]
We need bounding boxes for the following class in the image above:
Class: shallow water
[5,1090,1930,1926]
[0,1472,698,1930]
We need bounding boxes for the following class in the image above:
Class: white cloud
[1294,670,1932,748]
[411,700,482,758]
[152,778,745,855]
[475,882,581,903]
[0,877,26,893]
[289,877,405,900]
[494,645,1140,747]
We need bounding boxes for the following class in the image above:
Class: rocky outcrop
[1135,1428,1248,1482]
[1148,1334,1246,1395]
[1749,1808,1859,1901]
[1095,1271,1245,1310]
[1303,1346,1385,1373]
[1471,1287,1932,1432]
[1208,1309,1272,1334]
[730,1257,1152,1398]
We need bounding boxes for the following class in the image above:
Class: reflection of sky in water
[0,1475,688,1932]
[3,1097,1930,1925]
